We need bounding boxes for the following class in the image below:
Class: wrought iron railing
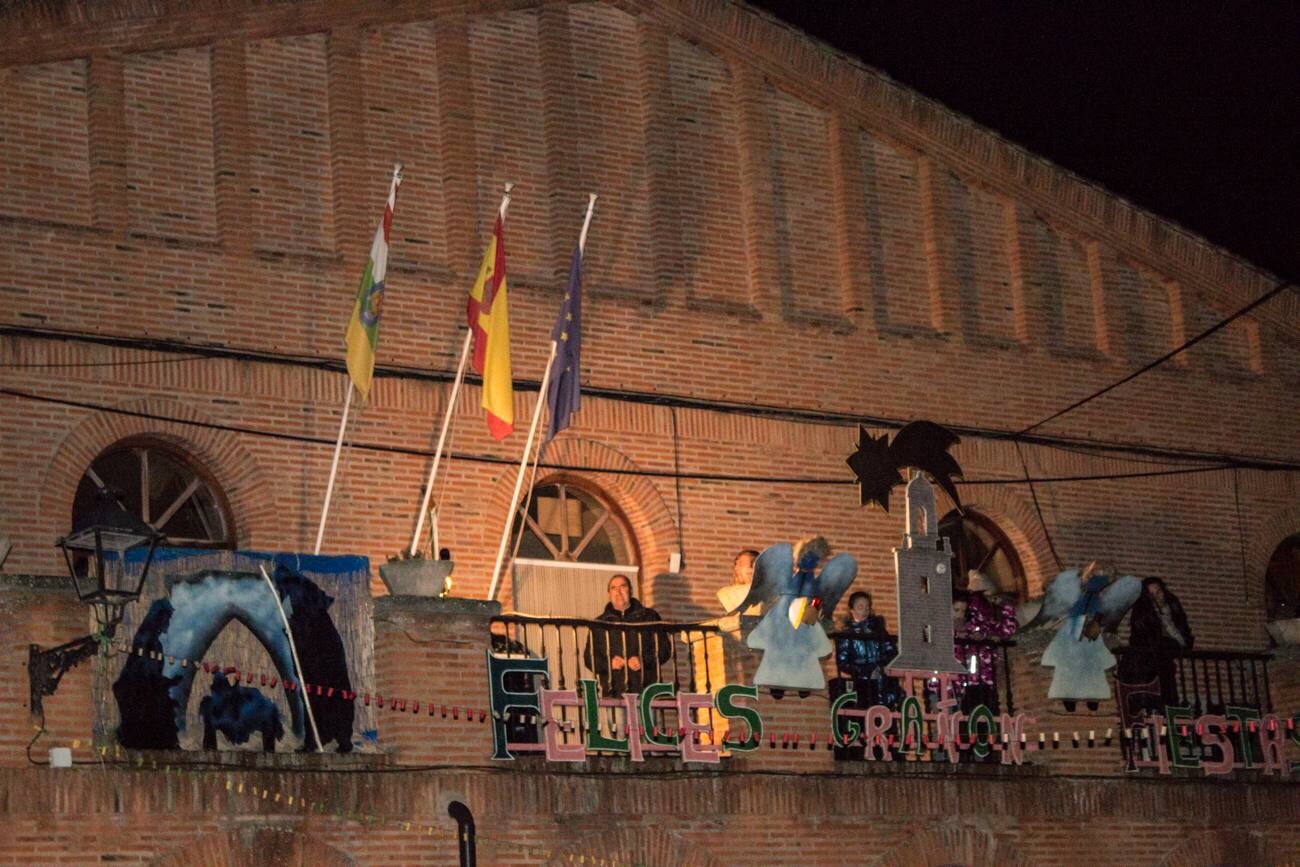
[1114,646,1273,715]
[489,615,724,747]
[826,633,1016,715]
[1113,647,1273,770]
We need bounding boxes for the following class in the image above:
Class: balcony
[489,614,726,751]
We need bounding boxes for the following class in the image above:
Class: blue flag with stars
[545,245,583,443]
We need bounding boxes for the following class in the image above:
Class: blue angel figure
[726,537,857,695]
[1032,564,1141,711]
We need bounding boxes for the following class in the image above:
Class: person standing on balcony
[716,549,762,640]
[835,591,903,709]
[831,590,903,760]
[1119,577,1195,707]
[584,574,671,696]
[953,572,1018,712]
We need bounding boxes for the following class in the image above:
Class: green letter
[639,682,678,749]
[580,679,629,753]
[716,684,762,752]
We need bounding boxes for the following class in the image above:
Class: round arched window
[513,479,637,565]
[939,508,1027,601]
[1265,534,1300,620]
[72,438,234,548]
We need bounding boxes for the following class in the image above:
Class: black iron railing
[826,633,1016,715]
[489,615,723,746]
[1115,646,1273,715]
[1114,647,1273,770]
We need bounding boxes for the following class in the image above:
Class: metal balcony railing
[1114,646,1273,715]
[489,615,724,747]
[1113,647,1273,771]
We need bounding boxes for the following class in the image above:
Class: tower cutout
[887,475,964,673]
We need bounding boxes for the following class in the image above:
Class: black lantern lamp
[28,489,164,718]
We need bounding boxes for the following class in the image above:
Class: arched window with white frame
[509,477,640,618]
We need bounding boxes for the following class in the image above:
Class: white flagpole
[486,194,596,602]
[410,183,515,556]
[316,164,402,556]
[314,381,353,556]
[259,564,325,753]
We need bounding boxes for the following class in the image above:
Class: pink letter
[676,693,721,764]
[540,689,585,762]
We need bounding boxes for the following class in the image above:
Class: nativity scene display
[710,418,1186,724]
[104,551,374,753]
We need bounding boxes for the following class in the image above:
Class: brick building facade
[0,0,1297,864]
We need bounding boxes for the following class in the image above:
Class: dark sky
[748,0,1300,284]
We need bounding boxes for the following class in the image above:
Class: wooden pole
[259,564,324,753]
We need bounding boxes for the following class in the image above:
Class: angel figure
[725,537,857,697]
[1032,563,1141,711]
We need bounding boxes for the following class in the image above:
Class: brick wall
[6,588,1299,865]
[1,0,1298,863]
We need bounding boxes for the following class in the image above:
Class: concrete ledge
[374,595,501,619]
[0,573,76,592]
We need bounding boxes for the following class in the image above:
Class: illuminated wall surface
[0,0,1298,863]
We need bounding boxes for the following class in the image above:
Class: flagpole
[486,194,596,602]
[314,381,353,555]
[259,564,325,753]
[316,164,403,556]
[410,183,515,556]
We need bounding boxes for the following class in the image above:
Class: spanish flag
[466,215,513,439]
[345,169,401,402]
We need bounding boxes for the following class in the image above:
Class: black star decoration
[845,420,963,512]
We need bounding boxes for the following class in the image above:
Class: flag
[545,245,583,443]
[466,215,513,439]
[345,172,400,402]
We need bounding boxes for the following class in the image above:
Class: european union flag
[545,246,583,443]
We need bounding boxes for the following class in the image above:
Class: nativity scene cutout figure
[1029,563,1141,712]
[111,562,355,752]
[725,537,857,698]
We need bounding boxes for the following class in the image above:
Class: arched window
[513,479,637,566]
[509,478,640,618]
[1265,534,1300,620]
[939,508,1027,601]
[72,437,234,548]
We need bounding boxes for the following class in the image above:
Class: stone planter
[1265,617,1300,646]
[378,559,453,597]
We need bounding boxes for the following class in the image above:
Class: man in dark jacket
[583,574,672,696]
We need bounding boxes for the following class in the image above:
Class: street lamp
[28,489,164,719]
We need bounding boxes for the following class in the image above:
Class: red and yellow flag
[466,215,513,439]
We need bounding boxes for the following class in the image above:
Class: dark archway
[1264,533,1300,620]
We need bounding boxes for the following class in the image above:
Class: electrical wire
[1018,278,1294,435]
[0,386,1290,487]
[4,323,1296,470]
[0,354,209,369]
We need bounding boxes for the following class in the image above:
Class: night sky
[748,0,1300,285]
